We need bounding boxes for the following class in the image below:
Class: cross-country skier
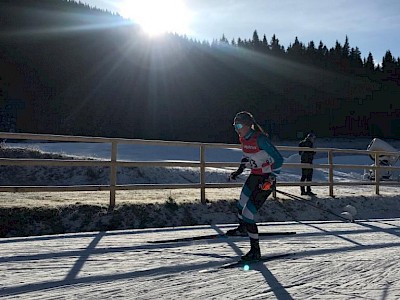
[227,111,283,261]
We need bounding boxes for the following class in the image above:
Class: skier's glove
[260,175,276,191]
[229,166,244,181]
[228,157,249,181]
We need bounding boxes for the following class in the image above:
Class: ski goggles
[233,123,244,130]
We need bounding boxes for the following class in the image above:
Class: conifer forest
[1,0,399,142]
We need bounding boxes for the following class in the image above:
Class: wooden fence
[1,132,399,207]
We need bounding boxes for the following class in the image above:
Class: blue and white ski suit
[236,130,283,240]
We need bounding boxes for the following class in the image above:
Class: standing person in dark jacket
[227,111,283,261]
[299,133,316,195]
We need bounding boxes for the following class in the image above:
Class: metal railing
[1,132,399,207]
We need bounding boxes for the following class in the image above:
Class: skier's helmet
[233,111,254,127]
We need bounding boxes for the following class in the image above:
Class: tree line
[0,0,399,143]
[220,31,399,76]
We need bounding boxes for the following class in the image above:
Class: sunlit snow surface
[1,220,399,299]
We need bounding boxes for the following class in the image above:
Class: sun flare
[119,0,192,37]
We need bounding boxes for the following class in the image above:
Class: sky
[81,0,400,62]
[2,139,400,298]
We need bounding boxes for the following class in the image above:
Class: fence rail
[1,132,399,207]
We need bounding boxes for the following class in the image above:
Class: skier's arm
[229,157,249,180]
[257,135,283,177]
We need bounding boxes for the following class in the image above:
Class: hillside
[1,0,400,142]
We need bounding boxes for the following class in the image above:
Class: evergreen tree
[252,30,260,44]
[334,40,342,56]
[287,36,304,59]
[381,50,398,82]
[220,34,229,45]
[252,30,264,52]
[305,41,317,65]
[262,34,269,51]
[342,35,350,58]
[237,37,244,47]
[364,52,375,72]
[270,34,284,55]
[317,41,328,56]
[349,47,363,70]
[307,41,316,53]
[329,40,348,71]
[316,41,328,68]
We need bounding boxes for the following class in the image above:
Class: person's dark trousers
[300,168,313,194]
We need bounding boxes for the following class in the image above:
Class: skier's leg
[226,176,253,235]
[243,182,274,239]
[241,175,274,260]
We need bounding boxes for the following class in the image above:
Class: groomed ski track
[1,219,400,299]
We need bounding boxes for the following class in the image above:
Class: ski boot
[306,189,316,196]
[241,239,261,261]
[226,222,247,236]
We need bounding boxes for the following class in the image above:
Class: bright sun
[119,0,192,37]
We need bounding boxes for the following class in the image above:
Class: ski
[199,253,295,273]
[221,253,294,269]
[148,231,296,244]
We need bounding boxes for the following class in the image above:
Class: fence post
[374,152,380,195]
[110,141,118,208]
[328,150,334,197]
[200,145,206,204]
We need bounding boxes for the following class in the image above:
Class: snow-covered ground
[1,219,400,299]
[1,138,400,299]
